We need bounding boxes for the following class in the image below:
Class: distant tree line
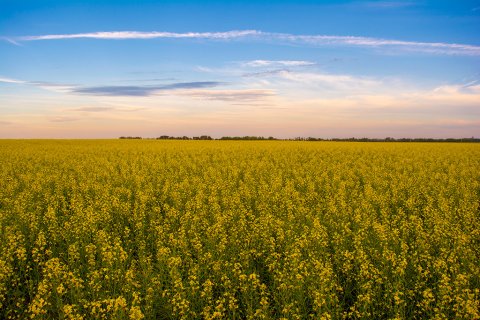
[156,135,213,140]
[291,137,480,142]
[120,136,480,142]
[219,136,277,140]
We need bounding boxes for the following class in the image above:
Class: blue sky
[1,0,479,138]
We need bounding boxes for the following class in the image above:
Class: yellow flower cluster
[0,140,479,319]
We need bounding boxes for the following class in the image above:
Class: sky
[1,0,479,138]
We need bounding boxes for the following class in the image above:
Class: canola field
[0,140,479,319]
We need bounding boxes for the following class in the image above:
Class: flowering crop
[0,140,479,319]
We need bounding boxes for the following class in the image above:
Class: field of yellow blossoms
[0,140,479,319]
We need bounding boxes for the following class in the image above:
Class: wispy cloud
[242,60,316,67]
[1,76,225,97]
[242,69,381,94]
[242,69,289,78]
[161,82,223,90]
[467,84,480,93]
[19,30,260,41]
[29,81,76,93]
[197,60,315,79]
[0,77,75,93]
[71,106,114,112]
[272,33,480,56]
[70,106,147,112]
[0,76,27,84]
[274,70,379,86]
[49,116,79,122]
[0,37,21,46]
[73,85,158,96]
[358,1,417,9]
[176,89,276,102]
[72,81,223,96]
[14,30,480,56]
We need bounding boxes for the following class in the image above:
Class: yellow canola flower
[0,140,478,319]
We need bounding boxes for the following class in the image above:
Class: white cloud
[274,70,380,87]
[0,77,76,94]
[359,1,417,9]
[241,69,384,97]
[0,37,21,46]
[0,76,26,84]
[15,30,480,56]
[19,30,260,41]
[50,116,79,122]
[242,60,316,67]
[467,84,480,93]
[272,33,480,56]
[172,89,276,102]
[30,81,76,93]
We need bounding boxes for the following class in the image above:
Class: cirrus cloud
[19,30,260,41]
[175,89,276,102]
[13,30,480,56]
[70,81,224,96]
[0,76,26,84]
[242,60,316,67]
